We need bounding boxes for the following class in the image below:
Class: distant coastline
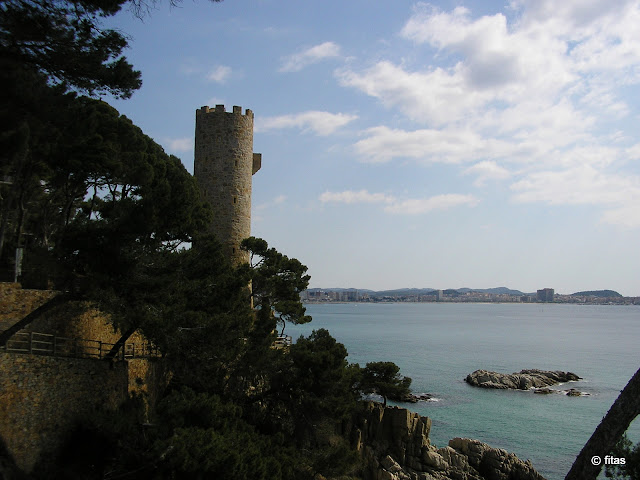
[301,287,640,306]
[303,300,639,305]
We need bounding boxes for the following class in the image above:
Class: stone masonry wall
[0,284,167,474]
[24,301,148,355]
[0,353,166,474]
[0,283,57,331]
[194,105,260,265]
[1,283,149,356]
[0,352,128,473]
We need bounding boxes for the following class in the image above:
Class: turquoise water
[286,303,640,480]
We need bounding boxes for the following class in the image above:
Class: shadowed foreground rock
[465,369,580,390]
[350,402,546,480]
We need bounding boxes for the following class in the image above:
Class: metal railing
[2,330,159,360]
[273,335,292,349]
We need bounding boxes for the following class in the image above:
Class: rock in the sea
[565,388,583,397]
[390,392,434,403]
[533,388,553,394]
[465,369,581,390]
[533,387,587,396]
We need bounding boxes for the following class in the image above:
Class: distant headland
[301,287,639,305]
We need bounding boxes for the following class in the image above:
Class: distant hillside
[570,290,622,298]
[306,287,525,296]
[306,287,376,294]
[457,287,525,296]
[372,288,436,297]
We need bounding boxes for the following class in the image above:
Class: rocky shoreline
[465,369,581,392]
[351,402,547,480]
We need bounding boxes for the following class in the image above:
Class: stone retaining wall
[0,284,167,474]
[0,283,57,331]
[0,352,128,472]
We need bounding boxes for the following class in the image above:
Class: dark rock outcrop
[350,402,546,480]
[390,392,434,403]
[565,388,584,397]
[533,387,587,396]
[465,369,580,390]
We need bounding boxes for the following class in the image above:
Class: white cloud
[510,165,637,205]
[400,3,575,96]
[319,190,394,204]
[319,190,479,214]
[510,165,640,227]
[207,65,232,83]
[280,41,342,72]
[256,195,288,211]
[383,194,479,214]
[165,137,193,153]
[334,1,640,231]
[514,0,640,71]
[206,97,225,109]
[273,194,287,205]
[600,205,640,228]
[335,3,582,126]
[463,161,511,186]
[256,111,358,136]
[626,143,640,160]
[338,1,640,132]
[353,126,516,164]
[336,61,488,126]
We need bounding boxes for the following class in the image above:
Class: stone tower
[194,105,261,265]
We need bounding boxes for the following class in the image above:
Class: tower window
[233,196,237,204]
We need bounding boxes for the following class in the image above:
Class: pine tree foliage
[360,361,412,407]
[0,0,141,98]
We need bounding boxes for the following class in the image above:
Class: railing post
[98,341,102,359]
[29,332,33,354]
[53,335,57,356]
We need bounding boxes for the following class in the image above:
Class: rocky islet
[465,369,585,395]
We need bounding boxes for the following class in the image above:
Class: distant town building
[435,290,443,302]
[536,288,555,302]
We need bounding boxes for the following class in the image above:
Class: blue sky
[105,0,640,296]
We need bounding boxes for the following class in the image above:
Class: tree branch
[103,326,137,360]
[565,366,640,480]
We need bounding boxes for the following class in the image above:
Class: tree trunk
[0,293,72,347]
[0,122,30,258]
[104,327,137,360]
[565,366,640,480]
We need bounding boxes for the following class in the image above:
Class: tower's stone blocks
[194,105,261,265]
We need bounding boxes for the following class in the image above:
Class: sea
[285,302,640,480]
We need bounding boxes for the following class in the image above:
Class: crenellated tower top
[197,104,254,117]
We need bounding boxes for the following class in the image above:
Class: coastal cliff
[351,402,546,480]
